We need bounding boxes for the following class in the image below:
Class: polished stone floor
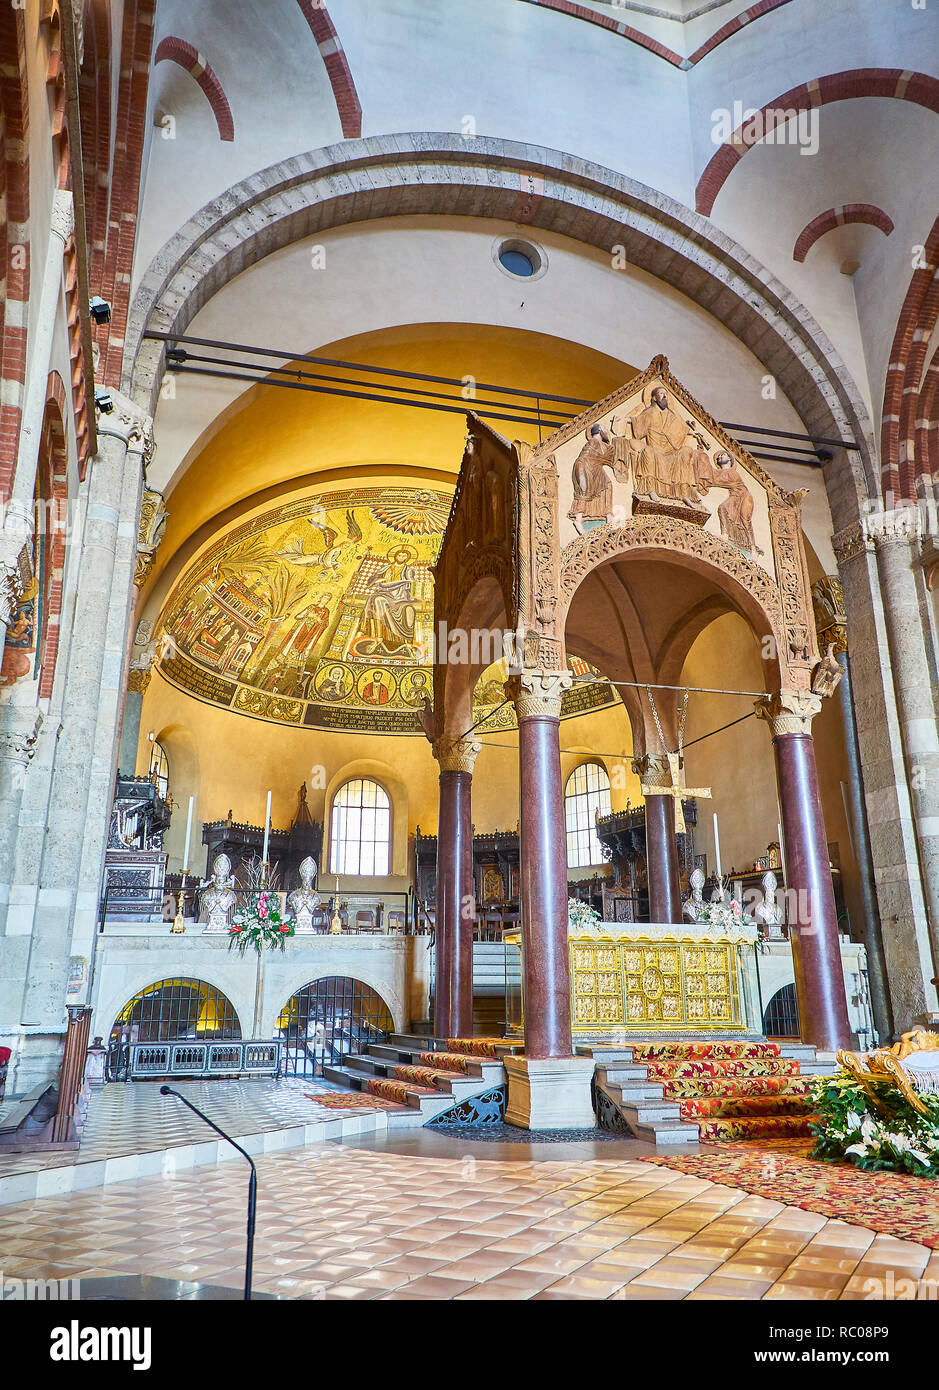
[2,1133,936,1301]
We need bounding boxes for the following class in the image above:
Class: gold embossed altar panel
[570,937,743,1032]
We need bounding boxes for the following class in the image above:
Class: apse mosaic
[155,486,620,733]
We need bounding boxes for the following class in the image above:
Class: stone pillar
[431,733,479,1040]
[874,531,939,975]
[833,521,937,1031]
[756,692,852,1051]
[15,397,152,1090]
[631,754,682,923]
[813,573,892,1040]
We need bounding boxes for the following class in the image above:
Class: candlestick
[182,795,194,873]
[712,811,723,879]
[262,789,272,865]
[777,819,787,880]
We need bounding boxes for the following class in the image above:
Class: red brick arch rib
[36,375,69,700]
[153,37,234,142]
[295,1,362,138]
[792,204,894,262]
[0,4,30,502]
[696,70,939,216]
[882,215,939,502]
[915,343,939,483]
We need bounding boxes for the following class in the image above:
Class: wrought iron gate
[277,976,394,1078]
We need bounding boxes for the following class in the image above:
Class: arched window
[329,778,391,876]
[565,762,611,869]
[148,740,169,799]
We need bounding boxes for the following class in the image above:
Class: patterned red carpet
[304,1092,408,1111]
[629,1040,816,1139]
[646,1139,939,1247]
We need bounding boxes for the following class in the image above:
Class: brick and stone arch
[792,204,894,263]
[516,0,795,70]
[0,3,31,501]
[696,69,939,217]
[153,36,234,142]
[881,212,939,501]
[295,1,362,138]
[123,133,879,532]
[36,374,70,700]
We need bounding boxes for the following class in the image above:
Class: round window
[492,237,547,282]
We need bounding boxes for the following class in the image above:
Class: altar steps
[589,1039,837,1146]
[322,1035,508,1124]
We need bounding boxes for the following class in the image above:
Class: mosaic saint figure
[356,547,419,656]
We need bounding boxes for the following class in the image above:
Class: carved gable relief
[543,358,777,583]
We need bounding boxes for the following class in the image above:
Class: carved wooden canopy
[433,356,822,750]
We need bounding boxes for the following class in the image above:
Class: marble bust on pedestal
[287,855,321,933]
[202,853,237,932]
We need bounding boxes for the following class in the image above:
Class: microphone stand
[160,1085,257,1300]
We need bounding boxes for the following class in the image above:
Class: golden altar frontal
[506,921,761,1037]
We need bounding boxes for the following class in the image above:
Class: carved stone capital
[505,668,572,720]
[754,690,822,737]
[432,732,481,774]
[831,522,873,566]
[95,389,154,458]
[0,706,43,767]
[630,753,672,789]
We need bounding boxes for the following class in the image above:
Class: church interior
[1,0,939,1323]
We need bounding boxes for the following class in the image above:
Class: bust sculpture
[682,866,706,922]
[753,869,785,939]
[287,856,321,933]
[202,853,237,933]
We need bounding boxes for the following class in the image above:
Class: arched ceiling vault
[126,134,878,527]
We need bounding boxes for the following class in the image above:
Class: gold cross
[640,752,711,834]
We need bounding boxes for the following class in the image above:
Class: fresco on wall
[156,487,621,734]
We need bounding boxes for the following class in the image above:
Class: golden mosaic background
[156,487,620,733]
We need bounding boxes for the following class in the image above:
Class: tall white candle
[777,819,787,880]
[182,795,194,873]
[712,811,723,879]
[262,789,272,863]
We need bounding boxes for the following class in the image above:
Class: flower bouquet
[810,1074,939,1178]
[227,855,296,955]
[568,897,601,930]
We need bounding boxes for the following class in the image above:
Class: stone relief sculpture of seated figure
[202,853,237,933]
[287,855,321,933]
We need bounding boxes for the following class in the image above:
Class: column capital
[630,753,671,789]
[505,668,572,719]
[0,706,43,766]
[95,389,154,462]
[432,732,481,773]
[754,690,822,736]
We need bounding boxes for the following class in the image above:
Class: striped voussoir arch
[295,0,362,138]
[792,204,894,263]
[881,215,939,502]
[153,36,234,142]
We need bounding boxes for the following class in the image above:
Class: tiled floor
[1,1139,935,1300]
[0,1078,366,1177]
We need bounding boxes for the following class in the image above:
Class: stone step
[322,1064,366,1090]
[367,1043,415,1062]
[341,1053,387,1077]
[616,1097,684,1125]
[632,1118,701,1146]
[388,1033,436,1049]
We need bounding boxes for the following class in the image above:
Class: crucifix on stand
[642,688,711,833]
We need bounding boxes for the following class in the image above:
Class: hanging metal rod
[166,348,573,422]
[148,331,858,452]
[147,330,594,407]
[574,676,768,698]
[167,364,573,430]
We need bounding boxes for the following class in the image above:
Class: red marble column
[512,671,573,1059]
[644,793,682,924]
[632,755,682,924]
[433,738,478,1040]
[759,696,852,1051]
